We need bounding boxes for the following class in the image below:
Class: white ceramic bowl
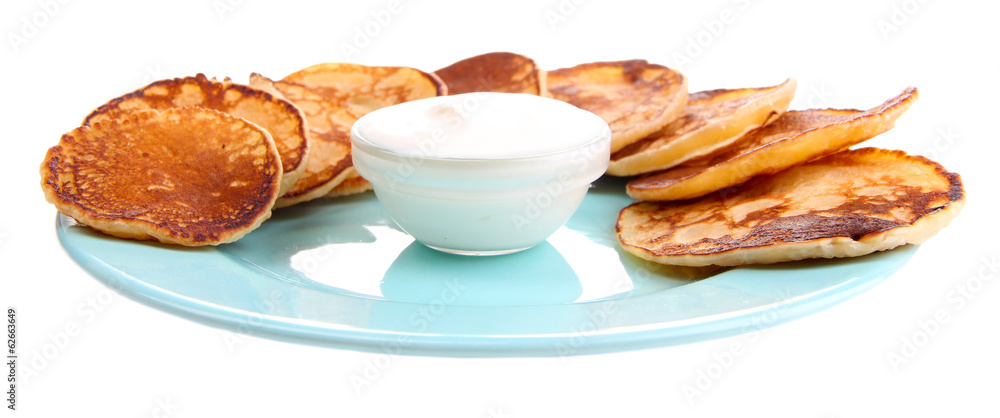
[351,93,611,255]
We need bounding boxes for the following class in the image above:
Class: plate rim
[56,212,915,357]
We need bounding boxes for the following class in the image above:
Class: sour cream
[351,92,611,255]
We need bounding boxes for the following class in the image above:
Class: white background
[3,0,998,416]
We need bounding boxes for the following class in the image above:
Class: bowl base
[424,243,535,256]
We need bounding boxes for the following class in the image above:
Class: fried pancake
[609,79,796,176]
[547,60,688,153]
[628,87,918,201]
[282,62,446,117]
[251,65,444,207]
[326,169,373,197]
[41,108,282,246]
[249,74,354,208]
[434,52,546,95]
[617,148,964,266]
[83,74,308,196]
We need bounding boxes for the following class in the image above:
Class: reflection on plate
[57,176,916,357]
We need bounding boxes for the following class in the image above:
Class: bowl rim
[350,93,612,165]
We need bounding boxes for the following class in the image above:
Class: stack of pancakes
[538,64,962,266]
[605,80,964,267]
[41,67,445,246]
[40,52,965,257]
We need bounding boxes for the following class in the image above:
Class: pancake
[608,79,796,176]
[41,108,282,246]
[84,74,308,196]
[250,74,354,208]
[628,87,918,201]
[281,62,445,117]
[617,148,964,266]
[547,60,688,153]
[326,169,373,197]
[251,65,444,207]
[434,52,546,95]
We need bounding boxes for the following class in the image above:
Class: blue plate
[57,176,915,357]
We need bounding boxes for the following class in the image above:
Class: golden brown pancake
[546,60,688,153]
[609,79,796,176]
[250,74,354,208]
[326,169,373,197]
[617,148,964,266]
[41,108,282,246]
[628,87,918,201]
[251,65,444,207]
[434,52,546,95]
[282,62,446,117]
[83,74,308,196]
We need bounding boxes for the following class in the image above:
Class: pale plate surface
[56,176,915,357]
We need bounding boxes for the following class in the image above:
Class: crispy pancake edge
[326,169,373,197]
[273,145,353,208]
